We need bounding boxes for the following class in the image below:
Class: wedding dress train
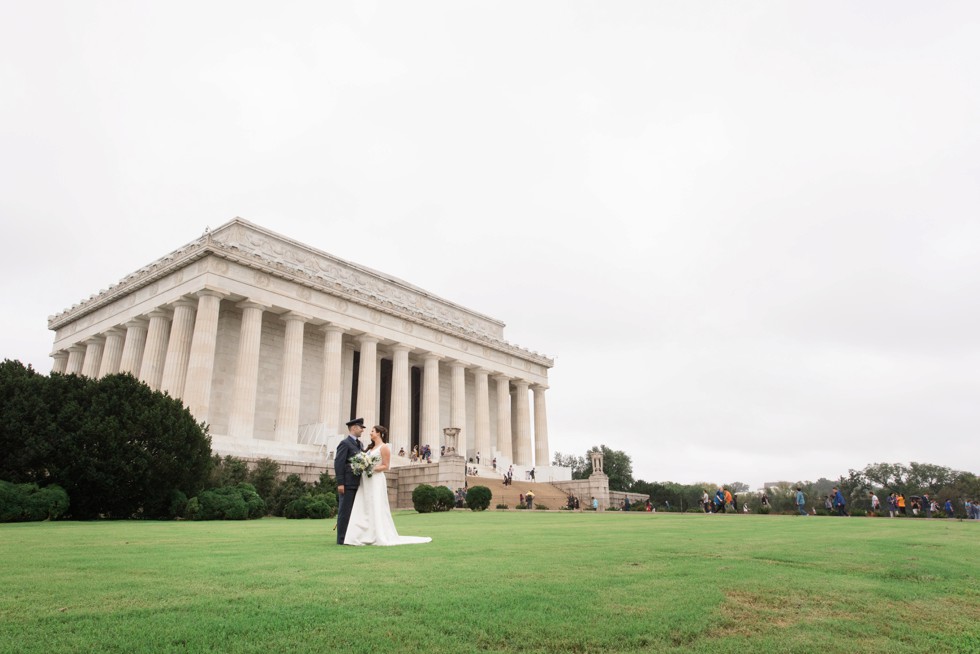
[344,449,431,546]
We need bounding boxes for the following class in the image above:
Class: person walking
[795,487,807,516]
[833,487,849,517]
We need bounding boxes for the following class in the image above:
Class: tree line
[554,445,980,515]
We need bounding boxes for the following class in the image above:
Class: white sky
[2,2,978,489]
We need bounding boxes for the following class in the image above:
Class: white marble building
[47,219,556,477]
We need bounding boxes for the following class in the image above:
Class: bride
[344,425,432,546]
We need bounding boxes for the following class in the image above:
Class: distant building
[48,219,554,473]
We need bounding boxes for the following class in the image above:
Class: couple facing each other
[334,417,431,547]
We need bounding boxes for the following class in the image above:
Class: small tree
[247,458,280,504]
[270,474,309,516]
[412,484,437,513]
[466,486,492,511]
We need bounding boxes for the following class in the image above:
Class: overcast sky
[2,2,978,489]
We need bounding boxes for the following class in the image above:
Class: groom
[335,418,366,545]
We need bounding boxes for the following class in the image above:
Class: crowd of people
[700,487,751,513]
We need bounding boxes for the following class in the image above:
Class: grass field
[1,511,978,654]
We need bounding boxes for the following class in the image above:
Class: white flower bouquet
[350,452,381,477]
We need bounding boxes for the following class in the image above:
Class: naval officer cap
[345,418,365,428]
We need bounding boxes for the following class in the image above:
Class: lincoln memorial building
[46,219,557,481]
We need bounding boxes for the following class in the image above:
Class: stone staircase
[467,474,575,510]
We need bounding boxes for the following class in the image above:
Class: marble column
[98,328,125,378]
[494,374,513,461]
[275,312,308,443]
[81,337,105,378]
[533,384,550,467]
[389,344,412,457]
[118,319,148,376]
[340,342,356,425]
[356,334,379,428]
[421,353,441,459]
[183,289,225,422]
[513,380,532,466]
[473,368,491,465]
[228,301,267,440]
[160,299,197,397]
[51,351,69,375]
[318,325,346,435]
[139,309,172,391]
[450,361,467,456]
[65,345,86,375]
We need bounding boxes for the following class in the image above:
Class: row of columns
[51,291,551,465]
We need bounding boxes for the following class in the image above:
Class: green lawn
[1,512,977,653]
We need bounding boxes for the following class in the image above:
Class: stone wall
[242,454,466,510]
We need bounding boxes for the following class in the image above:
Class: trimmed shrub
[434,486,455,512]
[284,493,337,519]
[535,504,549,510]
[188,484,264,520]
[495,504,509,510]
[412,484,438,513]
[516,503,528,510]
[0,481,69,522]
[466,486,492,511]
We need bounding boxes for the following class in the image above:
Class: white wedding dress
[344,447,432,546]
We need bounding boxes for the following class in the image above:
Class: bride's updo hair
[373,425,388,443]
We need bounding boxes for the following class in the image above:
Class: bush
[516,503,527,510]
[187,484,264,520]
[434,486,455,512]
[535,504,549,510]
[0,481,69,522]
[168,490,188,519]
[495,504,509,510]
[757,506,771,515]
[270,474,309,516]
[210,455,249,489]
[412,484,438,513]
[466,486,492,511]
[313,469,337,496]
[247,458,280,503]
[284,492,337,519]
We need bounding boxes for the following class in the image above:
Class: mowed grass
[1,512,978,654]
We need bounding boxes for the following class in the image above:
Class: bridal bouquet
[350,452,381,478]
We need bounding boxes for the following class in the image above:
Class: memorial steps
[465,474,575,510]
